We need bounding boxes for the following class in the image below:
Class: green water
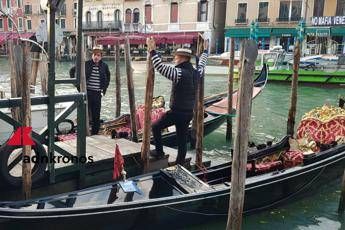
[1,58,345,229]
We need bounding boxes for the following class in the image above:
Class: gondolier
[146,37,209,165]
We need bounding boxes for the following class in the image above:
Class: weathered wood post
[141,41,155,172]
[39,55,48,95]
[226,37,235,141]
[124,37,138,142]
[115,42,121,117]
[21,41,32,199]
[226,40,258,230]
[195,35,205,167]
[30,52,40,93]
[8,41,21,121]
[287,39,301,136]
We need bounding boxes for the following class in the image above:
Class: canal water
[0,57,345,229]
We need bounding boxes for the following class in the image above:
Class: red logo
[7,127,35,146]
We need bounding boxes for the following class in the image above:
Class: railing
[235,18,248,24]
[276,17,302,22]
[256,18,270,23]
[83,21,122,30]
[123,23,140,32]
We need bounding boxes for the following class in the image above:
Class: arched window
[114,9,121,22]
[125,8,132,23]
[133,8,140,23]
[97,11,103,28]
[86,11,91,26]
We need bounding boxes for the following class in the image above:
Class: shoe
[150,150,165,159]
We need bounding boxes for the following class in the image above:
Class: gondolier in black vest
[69,46,111,135]
[146,37,208,165]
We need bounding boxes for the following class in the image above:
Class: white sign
[312,16,345,26]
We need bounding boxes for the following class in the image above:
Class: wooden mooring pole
[8,41,21,121]
[141,43,155,172]
[226,40,258,230]
[287,40,301,136]
[226,37,235,141]
[115,42,121,117]
[195,35,205,167]
[30,52,40,93]
[338,169,345,213]
[21,41,32,199]
[124,37,138,142]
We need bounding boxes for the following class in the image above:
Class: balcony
[276,17,289,22]
[235,18,248,24]
[123,23,140,32]
[83,21,122,31]
[276,16,302,22]
[256,18,270,23]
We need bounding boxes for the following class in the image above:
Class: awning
[271,28,297,37]
[7,32,35,40]
[225,28,250,38]
[305,27,330,37]
[257,28,271,38]
[96,32,198,45]
[331,27,345,36]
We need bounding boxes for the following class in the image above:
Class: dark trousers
[152,110,193,165]
[87,90,102,135]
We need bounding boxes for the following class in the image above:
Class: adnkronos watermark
[23,155,94,164]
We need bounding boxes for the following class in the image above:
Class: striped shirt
[87,65,101,91]
[151,50,208,83]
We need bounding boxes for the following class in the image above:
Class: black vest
[170,62,197,113]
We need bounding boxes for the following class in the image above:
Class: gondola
[100,64,268,147]
[0,135,344,230]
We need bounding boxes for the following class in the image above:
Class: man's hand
[146,37,156,52]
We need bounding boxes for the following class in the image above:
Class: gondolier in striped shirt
[85,46,110,135]
[146,37,209,165]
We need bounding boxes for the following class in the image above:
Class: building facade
[82,0,226,53]
[224,0,345,55]
[0,0,77,57]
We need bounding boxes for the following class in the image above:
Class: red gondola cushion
[282,150,304,168]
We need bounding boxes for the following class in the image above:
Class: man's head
[92,45,103,64]
[174,48,193,65]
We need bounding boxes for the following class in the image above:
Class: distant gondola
[0,135,344,230]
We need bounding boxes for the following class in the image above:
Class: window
[27,19,32,30]
[41,19,45,24]
[337,0,345,15]
[236,3,247,23]
[17,0,22,7]
[60,19,66,29]
[74,18,76,29]
[313,0,324,16]
[24,5,32,15]
[258,2,268,22]
[278,1,289,20]
[0,1,2,9]
[115,9,121,22]
[170,3,178,23]
[125,9,132,23]
[6,0,11,8]
[8,18,12,30]
[60,4,66,16]
[0,19,3,29]
[74,3,77,10]
[198,1,208,22]
[133,8,140,23]
[55,19,59,24]
[145,5,152,24]
[291,1,302,21]
[97,11,103,28]
[18,18,23,30]
[86,11,91,25]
